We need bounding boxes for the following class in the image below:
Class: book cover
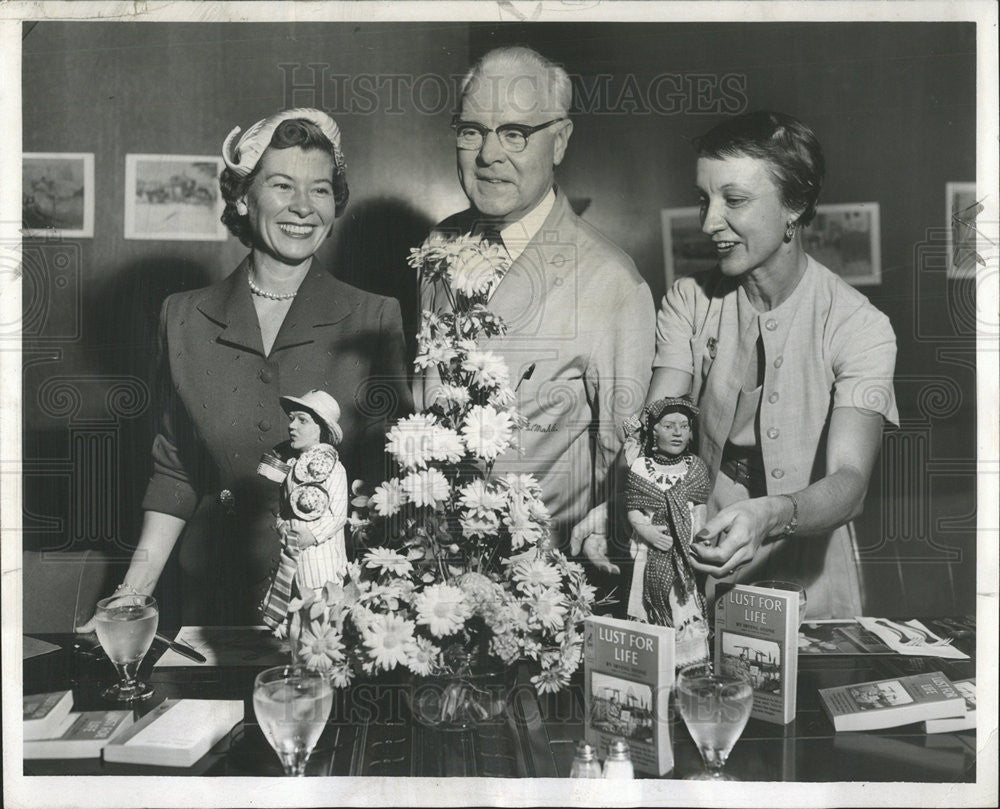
[103,698,244,767]
[798,620,895,655]
[23,710,134,759]
[23,690,74,741]
[714,584,799,725]
[583,615,674,777]
[924,678,976,733]
[819,671,965,732]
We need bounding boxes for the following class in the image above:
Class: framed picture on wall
[124,154,227,241]
[22,152,95,238]
[802,202,882,286]
[660,206,715,288]
[946,182,977,279]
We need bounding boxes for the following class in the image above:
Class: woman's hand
[688,496,788,577]
[634,523,675,552]
[75,584,152,634]
[287,526,318,549]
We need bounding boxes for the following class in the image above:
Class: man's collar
[497,188,556,263]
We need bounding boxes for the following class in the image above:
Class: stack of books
[23,691,244,765]
[819,672,975,732]
[24,691,134,759]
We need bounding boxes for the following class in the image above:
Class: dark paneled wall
[22,21,977,617]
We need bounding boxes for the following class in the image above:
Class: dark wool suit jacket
[142,256,411,623]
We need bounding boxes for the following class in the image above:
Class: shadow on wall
[327,196,435,368]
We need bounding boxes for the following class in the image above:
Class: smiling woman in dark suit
[79,109,411,626]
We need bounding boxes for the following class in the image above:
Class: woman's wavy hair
[219,118,349,246]
[694,110,825,226]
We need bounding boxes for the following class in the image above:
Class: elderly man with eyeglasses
[416,46,656,590]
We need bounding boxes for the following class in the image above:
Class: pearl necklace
[247,265,299,301]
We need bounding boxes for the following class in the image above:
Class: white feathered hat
[222,108,348,216]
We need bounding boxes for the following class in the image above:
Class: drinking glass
[676,663,753,780]
[253,664,333,776]
[751,579,808,626]
[94,594,159,702]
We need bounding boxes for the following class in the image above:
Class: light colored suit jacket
[417,190,656,547]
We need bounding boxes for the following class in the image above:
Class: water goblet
[676,663,753,780]
[751,579,807,626]
[253,664,333,776]
[94,594,159,702]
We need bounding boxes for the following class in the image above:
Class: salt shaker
[602,738,635,779]
[569,741,603,778]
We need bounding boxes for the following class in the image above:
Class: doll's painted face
[288,410,322,451]
[652,412,692,457]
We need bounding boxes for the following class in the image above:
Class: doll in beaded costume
[260,390,348,631]
[625,397,712,667]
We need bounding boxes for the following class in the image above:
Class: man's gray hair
[459,46,573,117]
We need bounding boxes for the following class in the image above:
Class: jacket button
[768,392,780,404]
[259,419,272,431]
[772,468,785,479]
[765,319,778,331]
[773,356,783,368]
[259,368,273,383]
[767,427,779,439]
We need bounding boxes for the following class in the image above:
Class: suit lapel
[488,191,576,343]
[270,262,354,354]
[195,257,355,357]
[195,256,265,355]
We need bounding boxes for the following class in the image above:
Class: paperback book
[715,584,799,725]
[583,615,674,776]
[819,671,965,732]
[23,690,73,741]
[103,699,244,767]
[924,678,975,733]
[23,710,134,759]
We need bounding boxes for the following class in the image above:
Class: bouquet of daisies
[283,233,598,696]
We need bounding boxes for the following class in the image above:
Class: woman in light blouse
[647,111,897,617]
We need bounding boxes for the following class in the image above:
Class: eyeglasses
[451,116,568,153]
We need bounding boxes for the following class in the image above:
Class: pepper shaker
[569,741,603,778]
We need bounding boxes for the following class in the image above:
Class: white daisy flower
[429,426,465,464]
[528,588,568,631]
[414,338,458,371]
[362,613,415,671]
[432,383,472,410]
[414,583,471,637]
[329,661,354,688]
[460,509,501,539]
[512,558,562,591]
[370,478,406,517]
[404,636,440,676]
[461,405,513,461]
[499,473,544,500]
[363,547,413,576]
[487,384,517,408]
[386,413,440,469]
[297,626,345,671]
[462,349,510,390]
[448,245,507,296]
[456,481,502,517]
[532,665,571,694]
[401,468,451,508]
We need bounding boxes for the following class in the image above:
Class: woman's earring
[236,199,248,216]
[783,221,796,243]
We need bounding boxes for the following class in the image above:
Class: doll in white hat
[260,390,347,631]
